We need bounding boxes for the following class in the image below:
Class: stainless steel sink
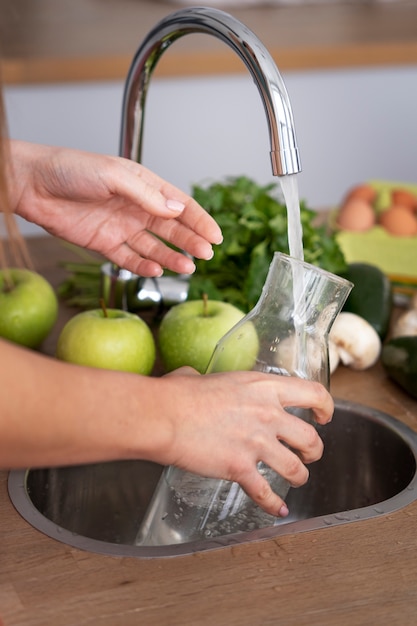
[7,400,417,558]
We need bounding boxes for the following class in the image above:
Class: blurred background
[1,0,417,236]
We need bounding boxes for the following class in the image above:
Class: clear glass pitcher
[136,252,353,546]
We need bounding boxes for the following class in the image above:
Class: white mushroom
[329,312,381,370]
[273,333,341,377]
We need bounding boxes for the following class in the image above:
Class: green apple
[205,317,259,374]
[0,268,58,349]
[158,298,258,374]
[56,308,156,375]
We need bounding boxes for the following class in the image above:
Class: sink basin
[7,400,417,558]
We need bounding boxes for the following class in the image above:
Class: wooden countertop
[1,1,417,85]
[1,235,417,624]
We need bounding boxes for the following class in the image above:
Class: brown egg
[343,184,377,205]
[379,205,417,236]
[337,198,376,232]
[391,189,417,212]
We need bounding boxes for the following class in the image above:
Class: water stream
[279,174,304,262]
[278,174,308,380]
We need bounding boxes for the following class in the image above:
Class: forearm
[0,339,172,469]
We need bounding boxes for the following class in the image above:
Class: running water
[279,174,304,261]
[278,174,309,381]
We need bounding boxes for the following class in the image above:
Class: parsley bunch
[189,176,347,312]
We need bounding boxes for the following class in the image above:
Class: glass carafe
[136,253,353,546]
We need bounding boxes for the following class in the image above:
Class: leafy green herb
[57,260,102,308]
[188,176,347,311]
[57,243,103,309]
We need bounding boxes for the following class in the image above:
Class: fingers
[249,418,317,485]
[238,468,289,518]
[129,218,215,266]
[110,215,222,276]
[152,203,221,260]
[277,378,334,426]
[271,410,325,464]
[236,424,319,518]
[119,232,198,277]
[114,158,223,246]
[228,377,331,516]
[111,158,186,219]
[99,238,198,279]
[102,232,197,278]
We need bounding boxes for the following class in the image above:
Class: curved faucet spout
[119,7,301,177]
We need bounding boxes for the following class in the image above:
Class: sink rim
[8,399,417,559]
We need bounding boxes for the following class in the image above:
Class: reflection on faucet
[119,6,301,176]
[105,7,302,310]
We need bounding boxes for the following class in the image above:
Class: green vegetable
[382,336,417,399]
[57,243,103,311]
[341,262,393,340]
[57,261,102,308]
[189,176,347,311]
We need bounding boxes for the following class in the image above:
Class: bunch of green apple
[0,268,58,349]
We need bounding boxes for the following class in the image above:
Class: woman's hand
[0,340,331,519]
[152,368,334,517]
[7,140,222,277]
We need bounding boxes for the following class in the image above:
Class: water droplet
[259,550,272,559]
[323,518,333,526]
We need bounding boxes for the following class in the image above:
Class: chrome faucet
[119,6,301,176]
[103,7,301,311]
